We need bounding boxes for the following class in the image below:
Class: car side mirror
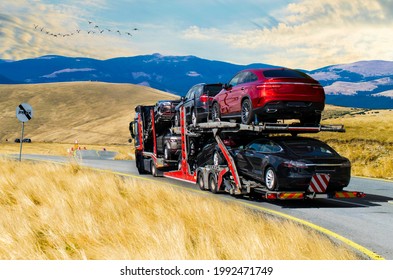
[223,83,232,90]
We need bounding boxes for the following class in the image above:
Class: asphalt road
[13,154,393,260]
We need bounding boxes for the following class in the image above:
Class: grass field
[318,108,393,179]
[0,82,177,144]
[0,159,362,260]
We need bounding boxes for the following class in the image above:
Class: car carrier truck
[130,104,365,201]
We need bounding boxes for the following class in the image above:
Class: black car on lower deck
[234,137,351,192]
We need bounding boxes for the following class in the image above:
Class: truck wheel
[197,172,206,190]
[209,174,219,194]
[265,167,278,191]
[136,156,147,174]
[241,99,254,125]
[164,146,171,160]
[151,161,158,177]
[211,103,220,121]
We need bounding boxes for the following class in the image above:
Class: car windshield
[283,139,337,157]
[263,69,312,79]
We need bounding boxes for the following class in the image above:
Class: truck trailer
[130,104,365,201]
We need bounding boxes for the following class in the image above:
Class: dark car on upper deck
[175,83,222,127]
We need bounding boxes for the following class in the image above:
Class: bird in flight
[126,32,132,36]
[117,30,121,35]
[34,24,38,29]
[88,21,93,24]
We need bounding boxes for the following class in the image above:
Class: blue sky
[1,0,393,69]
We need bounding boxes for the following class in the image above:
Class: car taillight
[200,94,213,103]
[256,84,281,89]
[282,161,308,168]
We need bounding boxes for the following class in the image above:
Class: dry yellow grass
[0,159,362,260]
[0,82,177,144]
[317,108,393,179]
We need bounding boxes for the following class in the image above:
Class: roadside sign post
[16,103,33,161]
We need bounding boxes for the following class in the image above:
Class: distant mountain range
[1,54,392,109]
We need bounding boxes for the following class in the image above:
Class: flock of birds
[33,20,138,39]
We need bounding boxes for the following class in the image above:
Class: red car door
[224,71,248,116]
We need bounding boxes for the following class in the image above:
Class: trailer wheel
[197,172,206,190]
[151,161,158,177]
[209,174,219,194]
[265,167,278,191]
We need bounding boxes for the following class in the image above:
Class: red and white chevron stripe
[308,174,330,193]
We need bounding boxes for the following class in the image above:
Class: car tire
[191,109,197,127]
[241,99,254,125]
[209,174,219,193]
[188,138,197,156]
[164,146,171,160]
[211,102,220,121]
[213,151,223,166]
[265,167,278,191]
[175,112,180,127]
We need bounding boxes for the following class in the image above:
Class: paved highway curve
[12,154,393,260]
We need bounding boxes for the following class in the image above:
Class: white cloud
[373,90,393,99]
[179,0,393,69]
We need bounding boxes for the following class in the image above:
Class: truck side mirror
[129,121,135,139]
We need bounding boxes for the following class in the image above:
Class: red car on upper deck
[211,68,325,125]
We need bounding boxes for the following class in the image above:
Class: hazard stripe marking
[308,174,330,193]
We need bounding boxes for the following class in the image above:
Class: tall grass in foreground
[0,159,361,260]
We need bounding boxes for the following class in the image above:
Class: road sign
[16,103,33,122]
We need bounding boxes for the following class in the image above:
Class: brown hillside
[0,82,178,144]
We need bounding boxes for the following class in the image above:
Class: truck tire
[151,161,158,177]
[197,172,206,190]
[209,174,219,194]
[136,156,148,174]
